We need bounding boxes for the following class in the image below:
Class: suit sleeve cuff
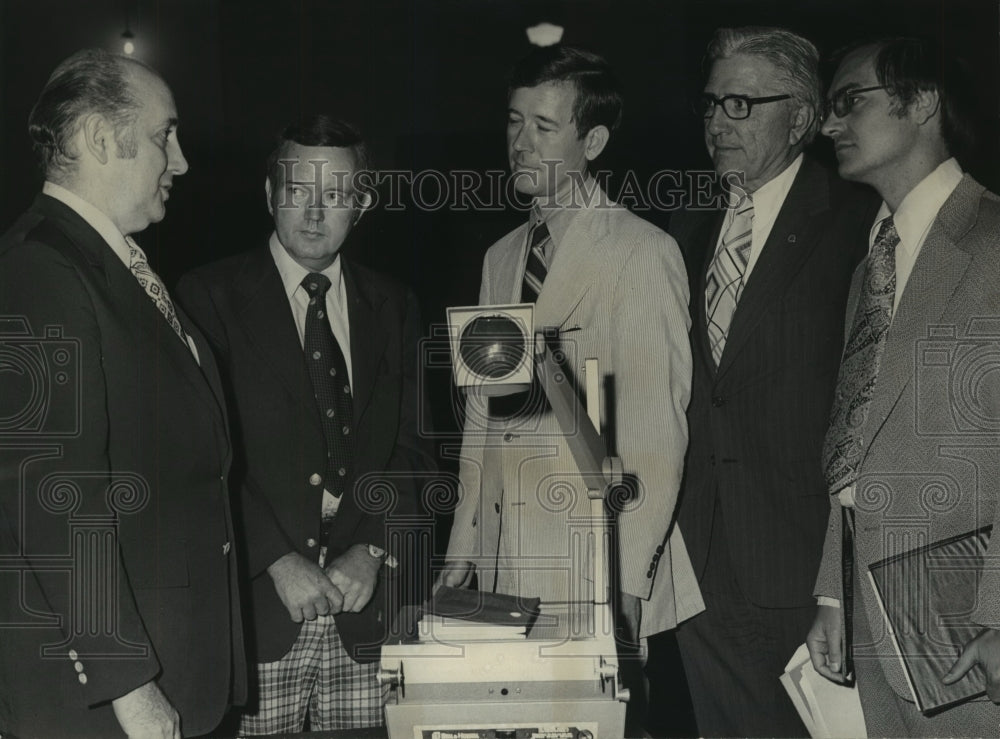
[817,596,841,608]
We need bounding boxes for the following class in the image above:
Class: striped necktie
[125,236,188,344]
[705,196,754,365]
[520,218,551,303]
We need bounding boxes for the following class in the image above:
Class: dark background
[2,1,997,735]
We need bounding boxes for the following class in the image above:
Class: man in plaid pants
[178,114,434,732]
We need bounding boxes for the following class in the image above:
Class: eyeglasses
[696,93,792,120]
[824,85,886,119]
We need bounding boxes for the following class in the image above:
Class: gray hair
[27,49,153,180]
[707,26,822,144]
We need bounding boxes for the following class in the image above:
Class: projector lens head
[459,315,526,379]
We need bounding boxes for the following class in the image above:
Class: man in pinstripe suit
[439,44,703,731]
[669,27,876,737]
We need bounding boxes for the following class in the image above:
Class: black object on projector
[459,314,527,379]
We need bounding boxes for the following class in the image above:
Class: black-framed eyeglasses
[824,85,886,119]
[695,93,792,120]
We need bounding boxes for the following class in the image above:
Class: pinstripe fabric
[676,509,813,737]
[238,615,386,734]
[446,186,703,638]
[675,157,876,610]
[672,159,878,738]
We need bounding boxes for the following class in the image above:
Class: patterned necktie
[301,273,354,502]
[822,217,899,493]
[705,196,754,365]
[520,218,551,303]
[126,236,187,343]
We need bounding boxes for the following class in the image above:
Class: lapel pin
[787,234,797,243]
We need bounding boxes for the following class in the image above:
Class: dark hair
[27,48,153,179]
[508,45,623,137]
[265,114,370,188]
[706,27,822,144]
[836,37,977,159]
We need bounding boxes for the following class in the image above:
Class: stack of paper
[781,643,867,738]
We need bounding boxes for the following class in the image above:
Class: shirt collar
[731,153,803,214]
[268,231,344,301]
[531,176,602,250]
[869,157,963,254]
[42,181,131,265]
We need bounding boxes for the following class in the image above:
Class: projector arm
[533,332,622,607]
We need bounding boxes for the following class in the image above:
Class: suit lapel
[36,196,228,427]
[233,247,314,407]
[533,199,609,329]
[344,262,388,426]
[716,159,830,380]
[862,177,980,446]
[496,224,530,304]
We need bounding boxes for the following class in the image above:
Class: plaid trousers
[238,614,387,734]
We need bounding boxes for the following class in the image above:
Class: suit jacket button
[646,569,654,578]
[222,541,231,555]
[309,473,322,486]
[78,673,88,685]
[494,502,501,513]
[656,544,665,555]
[307,538,318,548]
[712,396,725,407]
[503,432,514,442]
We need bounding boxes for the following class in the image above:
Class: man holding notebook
[807,37,1000,735]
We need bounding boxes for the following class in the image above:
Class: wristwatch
[367,544,398,569]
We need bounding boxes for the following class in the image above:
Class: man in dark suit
[177,114,434,733]
[808,37,1000,737]
[0,49,245,738]
[669,27,877,737]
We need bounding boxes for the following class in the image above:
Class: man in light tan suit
[438,44,702,732]
[807,37,1000,736]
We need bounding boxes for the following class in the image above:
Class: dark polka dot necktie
[301,273,354,500]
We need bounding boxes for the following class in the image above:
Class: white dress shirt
[268,233,353,385]
[871,157,964,314]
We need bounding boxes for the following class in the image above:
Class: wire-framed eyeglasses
[824,85,886,119]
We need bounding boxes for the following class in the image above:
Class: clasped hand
[267,551,344,622]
